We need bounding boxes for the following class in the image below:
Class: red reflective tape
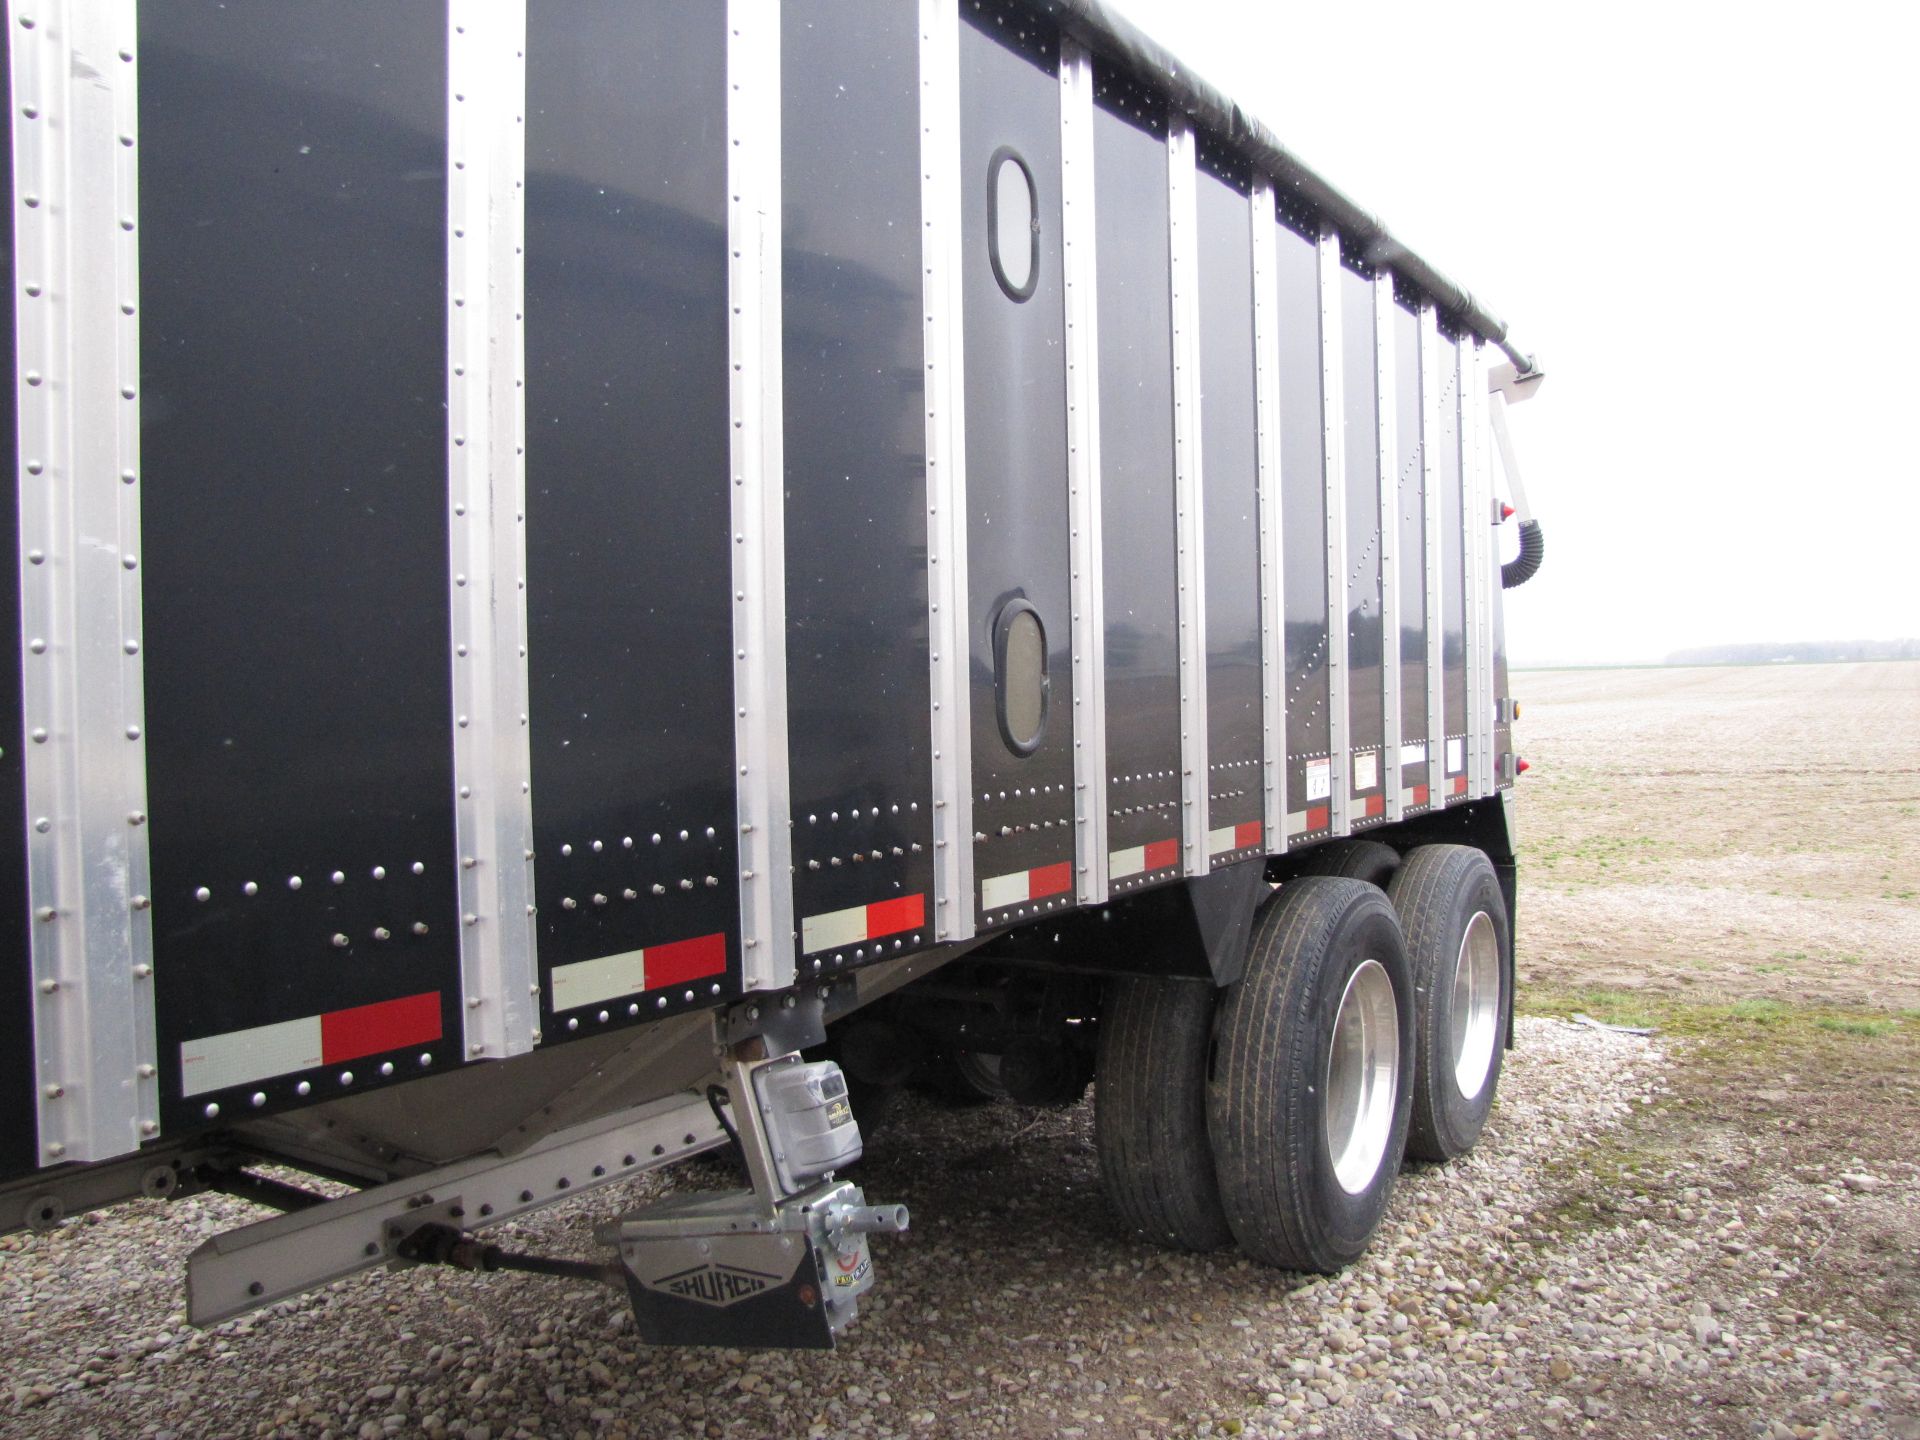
[1451,776,1468,796]
[320,991,441,1066]
[1143,839,1180,871]
[1305,805,1330,831]
[1234,821,1263,851]
[1027,863,1073,900]
[648,932,728,987]
[865,893,925,941]
[1413,784,1430,805]
[1363,795,1385,818]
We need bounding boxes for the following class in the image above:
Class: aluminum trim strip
[1058,36,1108,903]
[447,0,538,1062]
[1376,272,1402,823]
[920,0,975,941]
[1317,226,1349,838]
[1249,178,1286,855]
[13,0,158,1165]
[1420,305,1444,816]
[727,3,795,991]
[1167,115,1209,874]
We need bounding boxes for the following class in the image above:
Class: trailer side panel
[1394,297,1429,813]
[1341,262,1385,828]
[0,22,32,1176]
[1092,69,1179,896]
[960,9,1076,928]
[524,2,743,1028]
[1195,139,1264,866]
[139,3,462,1126]
[782,2,936,966]
[1439,329,1468,800]
[1275,201,1330,843]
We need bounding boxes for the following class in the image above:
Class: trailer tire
[1387,845,1511,1162]
[1208,877,1414,1273]
[927,1051,1008,1105]
[1095,975,1233,1252]
[1288,838,1401,890]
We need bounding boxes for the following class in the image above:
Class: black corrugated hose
[1501,520,1545,589]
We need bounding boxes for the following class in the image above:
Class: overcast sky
[1109,0,1920,664]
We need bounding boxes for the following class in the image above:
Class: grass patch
[1815,1016,1899,1038]
[1522,987,1909,1046]
[1531,987,1659,1030]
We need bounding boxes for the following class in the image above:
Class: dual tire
[1095,845,1509,1271]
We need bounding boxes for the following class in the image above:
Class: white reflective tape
[980,870,1031,911]
[1445,736,1464,774]
[1285,811,1312,838]
[1400,741,1427,768]
[1207,826,1234,855]
[1353,751,1378,793]
[799,904,870,955]
[549,950,648,1015]
[1305,758,1332,802]
[180,1017,324,1100]
[1109,845,1147,880]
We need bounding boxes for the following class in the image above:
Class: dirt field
[3,662,1916,1439]
[1511,661,1920,1011]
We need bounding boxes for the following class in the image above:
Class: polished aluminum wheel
[1324,958,1400,1195]
[1450,910,1500,1101]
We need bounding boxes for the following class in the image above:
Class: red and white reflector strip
[800,893,926,955]
[981,862,1072,912]
[1206,820,1264,857]
[1359,795,1385,818]
[549,931,728,1014]
[1450,775,1468,797]
[1110,838,1179,881]
[1286,806,1331,838]
[1408,784,1430,807]
[180,991,442,1099]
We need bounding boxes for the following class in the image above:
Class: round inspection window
[988,147,1038,302]
[994,599,1049,756]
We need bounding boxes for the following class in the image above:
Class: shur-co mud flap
[596,1181,907,1349]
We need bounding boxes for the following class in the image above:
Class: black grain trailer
[0,0,1546,1349]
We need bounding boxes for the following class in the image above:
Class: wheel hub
[1450,910,1500,1101]
[1324,958,1399,1195]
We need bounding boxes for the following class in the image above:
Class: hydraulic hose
[1501,520,1544,590]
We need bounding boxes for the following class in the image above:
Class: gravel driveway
[7,1014,1913,1440]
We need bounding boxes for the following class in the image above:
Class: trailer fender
[976,858,1270,986]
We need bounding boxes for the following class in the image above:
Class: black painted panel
[783,2,935,956]
[1439,335,1467,800]
[1394,300,1428,810]
[139,3,459,1128]
[1274,207,1329,837]
[525,2,740,1020]
[1196,153,1263,854]
[1093,75,1179,872]
[0,27,32,1180]
[1341,265,1384,827]
[960,10,1075,923]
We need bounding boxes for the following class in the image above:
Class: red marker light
[1515,758,1531,775]
[1500,503,1515,520]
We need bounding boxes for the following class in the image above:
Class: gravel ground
[6,1015,1913,1439]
